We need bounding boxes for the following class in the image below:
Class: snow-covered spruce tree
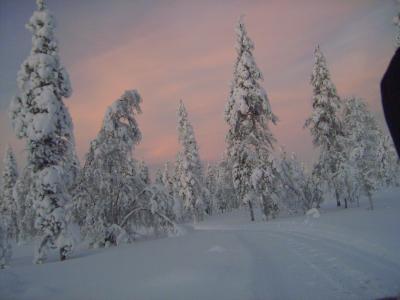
[172,153,184,221]
[13,167,36,242]
[340,97,366,207]
[224,18,278,221]
[0,219,12,269]
[176,100,205,223]
[304,171,324,211]
[74,90,144,247]
[377,134,400,187]
[204,163,217,216]
[214,159,235,213]
[162,162,173,197]
[251,161,280,220]
[341,97,382,209]
[151,166,175,221]
[1,146,19,240]
[9,0,77,263]
[137,160,150,185]
[162,162,181,220]
[305,45,343,208]
[154,168,163,185]
[394,1,400,48]
[146,165,176,225]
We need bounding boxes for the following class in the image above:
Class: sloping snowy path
[1,188,399,300]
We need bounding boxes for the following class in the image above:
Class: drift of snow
[306,208,320,218]
[207,245,226,254]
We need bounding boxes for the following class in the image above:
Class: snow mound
[207,245,226,253]
[306,208,320,218]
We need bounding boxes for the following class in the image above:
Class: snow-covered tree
[224,17,278,221]
[154,168,163,185]
[137,160,150,185]
[149,167,176,224]
[74,90,180,246]
[341,97,382,209]
[161,162,181,220]
[172,153,184,221]
[150,165,176,222]
[74,90,144,247]
[1,146,19,240]
[0,219,12,269]
[161,162,173,196]
[13,167,36,242]
[376,134,400,187]
[176,100,205,222]
[204,164,217,216]
[142,184,179,236]
[394,1,400,48]
[251,160,280,220]
[278,151,307,213]
[9,0,76,263]
[305,45,343,208]
[214,158,236,213]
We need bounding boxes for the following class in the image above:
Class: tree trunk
[344,198,348,209]
[335,190,341,207]
[60,248,66,261]
[248,200,255,222]
[368,194,374,210]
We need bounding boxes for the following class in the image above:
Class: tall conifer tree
[224,18,278,221]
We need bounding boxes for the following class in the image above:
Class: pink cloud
[59,0,393,170]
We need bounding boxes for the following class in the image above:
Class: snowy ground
[1,188,400,300]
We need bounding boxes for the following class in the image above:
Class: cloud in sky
[0,0,397,172]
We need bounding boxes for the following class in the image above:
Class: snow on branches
[224,17,278,221]
[176,100,205,223]
[9,0,77,263]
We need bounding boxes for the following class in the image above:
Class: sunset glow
[0,0,397,171]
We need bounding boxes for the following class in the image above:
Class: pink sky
[0,0,397,171]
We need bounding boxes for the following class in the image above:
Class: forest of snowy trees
[0,0,399,268]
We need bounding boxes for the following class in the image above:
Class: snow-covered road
[1,188,400,300]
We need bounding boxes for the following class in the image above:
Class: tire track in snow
[233,230,356,300]
[263,231,356,299]
[266,229,400,299]
[234,231,291,300]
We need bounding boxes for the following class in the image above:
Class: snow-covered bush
[277,151,323,214]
